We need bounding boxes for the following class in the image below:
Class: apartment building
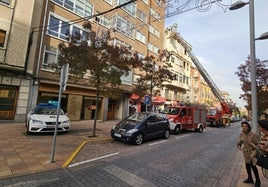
[190,65,202,104]
[0,0,41,121]
[20,0,166,121]
[163,23,191,106]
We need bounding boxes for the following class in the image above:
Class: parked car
[26,103,71,134]
[111,112,170,145]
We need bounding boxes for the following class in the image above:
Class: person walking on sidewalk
[237,121,261,187]
[251,119,268,179]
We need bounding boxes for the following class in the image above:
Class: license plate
[47,125,55,128]
[114,133,122,138]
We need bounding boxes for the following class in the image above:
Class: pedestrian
[237,121,261,187]
[253,119,268,179]
[256,119,268,152]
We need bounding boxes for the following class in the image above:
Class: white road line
[103,165,156,187]
[68,152,119,168]
[149,140,168,146]
[175,134,191,139]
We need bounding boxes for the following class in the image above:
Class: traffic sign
[144,95,151,105]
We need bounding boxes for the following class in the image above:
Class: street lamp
[229,0,268,132]
[256,32,268,40]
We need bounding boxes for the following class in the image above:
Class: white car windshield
[33,105,65,115]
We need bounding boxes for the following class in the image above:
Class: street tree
[58,21,141,136]
[133,50,175,109]
[235,56,268,117]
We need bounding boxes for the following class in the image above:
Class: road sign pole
[50,64,69,163]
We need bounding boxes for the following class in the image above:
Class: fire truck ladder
[186,49,227,106]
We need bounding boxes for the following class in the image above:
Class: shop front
[37,83,103,121]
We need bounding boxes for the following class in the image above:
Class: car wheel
[134,133,143,145]
[198,126,204,133]
[174,125,181,134]
[163,129,170,139]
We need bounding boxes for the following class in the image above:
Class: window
[51,0,93,18]
[104,0,113,5]
[95,12,110,28]
[74,0,84,15]
[171,56,175,63]
[117,0,136,16]
[111,38,131,49]
[148,43,159,54]
[136,9,147,23]
[43,46,59,70]
[112,15,134,38]
[136,31,146,43]
[149,25,160,38]
[0,0,10,5]
[142,0,148,4]
[0,30,6,48]
[47,14,88,42]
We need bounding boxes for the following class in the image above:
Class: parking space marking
[62,137,112,168]
[175,134,190,139]
[149,140,168,146]
[68,152,119,168]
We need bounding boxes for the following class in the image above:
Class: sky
[164,0,268,108]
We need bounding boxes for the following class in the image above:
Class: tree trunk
[92,89,99,137]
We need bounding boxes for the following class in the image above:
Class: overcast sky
[164,0,268,108]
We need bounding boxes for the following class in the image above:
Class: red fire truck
[162,104,207,134]
[187,50,232,127]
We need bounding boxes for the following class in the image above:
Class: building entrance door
[107,99,115,120]
[0,85,18,120]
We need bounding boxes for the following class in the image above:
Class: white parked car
[26,103,71,134]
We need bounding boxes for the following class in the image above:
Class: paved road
[0,124,245,187]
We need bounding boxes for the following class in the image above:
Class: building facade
[0,0,233,122]
[0,0,40,122]
[0,0,166,122]
[163,24,192,106]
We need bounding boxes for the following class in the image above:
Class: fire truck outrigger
[187,50,232,127]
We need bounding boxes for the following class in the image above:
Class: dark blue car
[111,112,170,145]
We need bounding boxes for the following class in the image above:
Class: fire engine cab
[162,104,207,134]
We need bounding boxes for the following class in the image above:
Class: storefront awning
[152,96,166,105]
[130,93,140,100]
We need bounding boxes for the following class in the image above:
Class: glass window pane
[60,21,70,40]
[84,5,92,17]
[53,0,63,5]
[75,0,84,15]
[0,0,11,5]
[48,16,60,37]
[64,0,74,10]
[72,26,80,39]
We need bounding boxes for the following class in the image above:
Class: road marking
[103,165,156,187]
[68,152,119,168]
[62,137,111,168]
[2,178,60,187]
[175,134,190,139]
[149,140,167,146]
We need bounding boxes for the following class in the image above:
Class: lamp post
[230,1,268,132]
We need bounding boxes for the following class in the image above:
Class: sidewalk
[0,120,118,179]
[237,158,268,187]
[0,120,268,186]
